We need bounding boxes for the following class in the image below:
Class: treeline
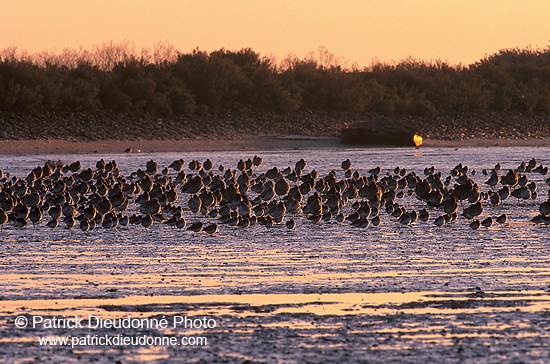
[1,44,550,116]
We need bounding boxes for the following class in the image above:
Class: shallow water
[1,146,549,363]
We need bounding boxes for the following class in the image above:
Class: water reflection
[2,290,549,318]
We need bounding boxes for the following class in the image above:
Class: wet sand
[0,136,548,154]
[1,140,549,362]
[2,225,550,363]
[2,290,549,363]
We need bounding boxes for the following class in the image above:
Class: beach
[0,136,549,155]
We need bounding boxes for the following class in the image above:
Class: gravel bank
[0,110,549,145]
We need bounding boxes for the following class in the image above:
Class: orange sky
[1,0,549,66]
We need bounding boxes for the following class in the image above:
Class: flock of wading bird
[0,156,550,234]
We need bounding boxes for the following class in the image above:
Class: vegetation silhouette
[1,44,550,116]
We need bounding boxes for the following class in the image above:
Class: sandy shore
[0,136,549,154]
[0,137,338,154]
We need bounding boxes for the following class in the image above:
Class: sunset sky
[1,0,549,67]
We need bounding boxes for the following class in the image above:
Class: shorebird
[252,155,263,167]
[188,195,202,213]
[79,219,92,231]
[188,160,202,171]
[203,223,218,234]
[341,159,352,170]
[188,221,203,232]
[64,216,76,229]
[285,218,296,229]
[462,202,483,220]
[169,159,184,171]
[203,159,213,171]
[29,206,43,225]
[433,215,445,227]
[418,208,429,221]
[496,214,507,224]
[0,210,8,226]
[481,216,493,227]
[368,166,381,175]
[501,170,519,186]
[489,192,501,205]
[469,219,481,230]
[141,215,153,228]
[540,200,550,216]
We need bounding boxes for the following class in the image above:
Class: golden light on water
[2,291,550,318]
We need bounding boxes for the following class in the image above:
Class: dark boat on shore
[340,120,423,147]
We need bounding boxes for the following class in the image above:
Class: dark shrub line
[1,46,550,116]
